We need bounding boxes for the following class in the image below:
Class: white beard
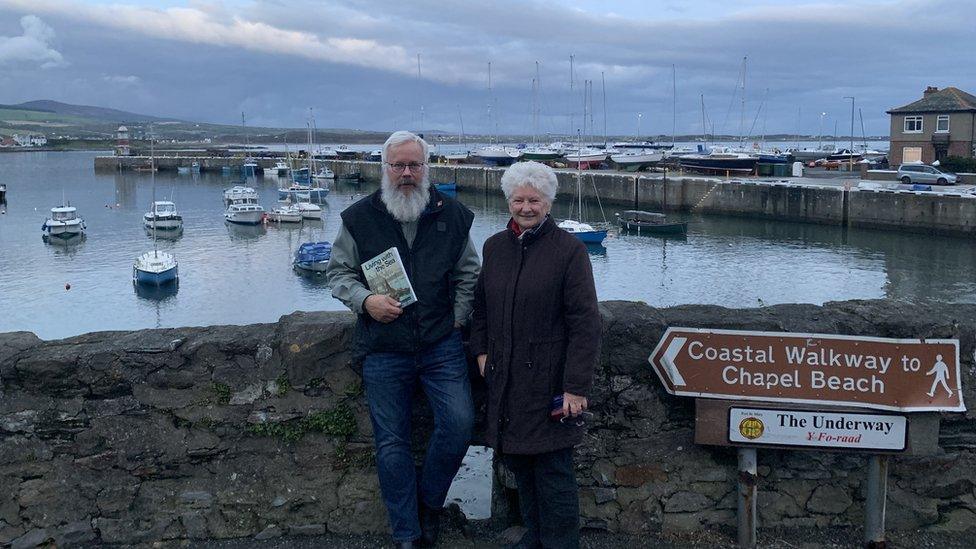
[381,171,430,222]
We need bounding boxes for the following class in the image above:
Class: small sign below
[729,407,908,451]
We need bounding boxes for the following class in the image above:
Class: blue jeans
[363,330,474,542]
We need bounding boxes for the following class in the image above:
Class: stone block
[806,485,852,515]
[254,524,282,540]
[664,491,712,513]
[614,464,667,487]
[10,528,52,549]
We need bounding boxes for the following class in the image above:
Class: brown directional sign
[648,327,965,412]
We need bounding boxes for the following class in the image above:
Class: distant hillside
[3,100,173,123]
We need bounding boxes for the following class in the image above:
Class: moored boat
[616,210,687,235]
[43,205,86,239]
[293,241,332,272]
[267,204,303,223]
[133,250,178,285]
[557,219,608,244]
[143,201,183,230]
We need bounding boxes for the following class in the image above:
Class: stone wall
[2,300,975,546]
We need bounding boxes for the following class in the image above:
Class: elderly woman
[470,161,601,549]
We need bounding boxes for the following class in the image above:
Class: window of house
[903,147,922,163]
[936,115,950,133]
[903,116,923,133]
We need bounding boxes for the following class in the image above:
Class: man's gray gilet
[340,188,474,353]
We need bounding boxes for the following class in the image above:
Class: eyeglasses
[385,162,426,173]
[559,411,595,427]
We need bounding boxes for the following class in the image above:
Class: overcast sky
[0,0,973,137]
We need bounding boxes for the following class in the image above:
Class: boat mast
[672,64,677,147]
[150,124,157,257]
[569,54,575,138]
[487,61,494,144]
[576,129,583,222]
[534,61,541,147]
[700,94,707,148]
[859,107,867,150]
[601,72,607,148]
[738,56,747,148]
[417,54,424,134]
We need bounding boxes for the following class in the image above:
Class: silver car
[897,164,958,185]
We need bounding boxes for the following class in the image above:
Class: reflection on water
[134,281,179,302]
[3,151,976,339]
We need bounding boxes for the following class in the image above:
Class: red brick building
[886,86,976,165]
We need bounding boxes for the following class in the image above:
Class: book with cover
[361,246,418,307]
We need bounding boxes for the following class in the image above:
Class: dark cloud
[0,0,973,137]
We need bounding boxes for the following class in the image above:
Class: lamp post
[818,112,826,150]
[637,112,642,140]
[844,96,855,171]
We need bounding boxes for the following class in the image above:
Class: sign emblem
[738,417,765,440]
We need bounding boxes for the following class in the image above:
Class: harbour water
[2,150,975,341]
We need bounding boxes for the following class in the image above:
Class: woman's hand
[477,354,487,377]
[563,392,587,417]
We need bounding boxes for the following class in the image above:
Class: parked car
[897,164,957,185]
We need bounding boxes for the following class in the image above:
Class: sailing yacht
[558,133,608,244]
[134,133,178,286]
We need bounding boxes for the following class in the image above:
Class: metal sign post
[737,448,757,548]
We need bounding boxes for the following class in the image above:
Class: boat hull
[144,217,183,230]
[679,157,758,173]
[224,211,265,225]
[618,218,688,235]
[133,265,178,286]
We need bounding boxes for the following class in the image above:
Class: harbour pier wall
[93,156,976,236]
[1,300,975,546]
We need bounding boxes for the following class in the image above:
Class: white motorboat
[223,185,265,224]
[295,202,322,220]
[267,204,303,223]
[265,160,289,177]
[143,200,183,230]
[224,203,265,224]
[43,205,86,239]
[312,167,334,181]
[223,185,259,206]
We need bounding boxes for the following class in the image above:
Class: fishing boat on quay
[610,150,664,171]
[616,210,688,235]
[563,147,608,169]
[475,145,523,166]
[678,147,759,173]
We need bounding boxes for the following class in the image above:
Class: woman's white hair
[382,131,429,163]
[500,161,557,203]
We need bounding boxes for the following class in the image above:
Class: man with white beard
[326,131,480,548]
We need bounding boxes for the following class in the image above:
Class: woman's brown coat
[470,216,601,454]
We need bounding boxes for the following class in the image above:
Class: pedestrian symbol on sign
[926,354,953,398]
